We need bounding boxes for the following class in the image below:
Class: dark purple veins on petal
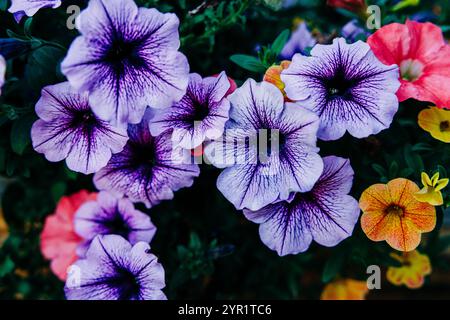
[103,37,146,78]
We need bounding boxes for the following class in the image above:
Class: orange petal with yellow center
[402,201,436,232]
[360,178,435,252]
[386,178,418,207]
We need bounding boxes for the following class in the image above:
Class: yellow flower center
[385,204,404,217]
[440,120,450,132]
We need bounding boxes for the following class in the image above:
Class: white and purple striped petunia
[281,38,400,141]
[204,79,324,211]
[61,0,189,126]
[8,0,62,22]
[149,72,231,149]
[243,156,360,256]
[280,21,316,60]
[0,54,5,95]
[65,235,166,300]
[74,191,157,255]
[31,82,128,174]
[93,111,200,208]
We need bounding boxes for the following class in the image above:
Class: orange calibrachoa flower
[360,178,436,252]
[418,107,450,143]
[387,250,431,289]
[321,279,368,300]
[263,61,291,101]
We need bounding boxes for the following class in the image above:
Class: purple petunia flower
[65,235,166,300]
[61,0,189,125]
[280,21,316,60]
[93,111,200,208]
[281,38,400,141]
[8,0,62,22]
[243,156,360,256]
[0,55,5,95]
[75,191,156,252]
[31,82,128,174]
[204,79,323,211]
[149,72,230,149]
[341,20,370,42]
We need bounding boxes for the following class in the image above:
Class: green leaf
[24,18,33,38]
[412,142,433,153]
[391,0,420,12]
[25,46,64,92]
[399,168,414,178]
[6,29,29,41]
[372,163,387,178]
[51,182,67,203]
[404,144,424,174]
[189,232,202,250]
[322,253,344,283]
[270,29,290,56]
[64,165,78,180]
[438,165,447,179]
[0,0,7,11]
[0,256,15,278]
[230,54,267,73]
[389,161,399,178]
[10,113,35,155]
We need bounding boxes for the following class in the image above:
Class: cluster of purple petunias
[25,0,196,301]
[22,0,403,299]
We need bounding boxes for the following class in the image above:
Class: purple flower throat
[104,37,146,75]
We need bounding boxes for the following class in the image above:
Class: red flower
[368,21,450,109]
[327,0,367,14]
[40,190,97,280]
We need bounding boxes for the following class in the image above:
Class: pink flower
[327,0,367,15]
[40,190,97,281]
[368,20,450,109]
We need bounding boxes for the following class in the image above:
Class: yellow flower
[414,172,448,206]
[418,107,450,143]
[387,250,431,289]
[263,61,291,101]
[292,17,304,30]
[321,279,368,300]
